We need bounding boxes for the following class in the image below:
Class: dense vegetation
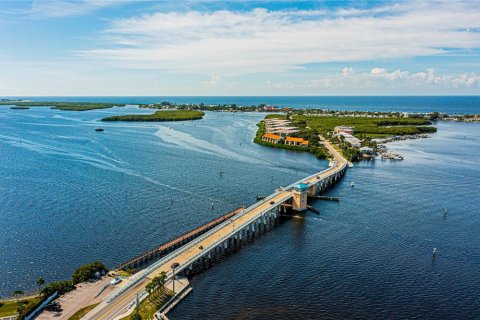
[140,101,281,112]
[102,110,205,122]
[38,261,106,300]
[294,115,437,138]
[0,101,125,111]
[40,280,76,298]
[72,261,108,284]
[253,115,329,159]
[254,113,437,161]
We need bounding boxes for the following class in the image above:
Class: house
[262,133,282,144]
[285,136,308,146]
[334,126,354,135]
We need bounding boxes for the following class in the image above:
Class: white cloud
[79,2,480,76]
[203,75,221,87]
[368,67,480,87]
[342,67,353,76]
[265,68,480,91]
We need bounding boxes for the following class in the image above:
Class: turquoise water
[1,103,480,319]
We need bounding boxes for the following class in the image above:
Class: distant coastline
[1,98,479,122]
[101,110,204,122]
[2,96,479,114]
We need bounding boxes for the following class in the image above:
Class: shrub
[72,261,108,284]
[40,280,75,298]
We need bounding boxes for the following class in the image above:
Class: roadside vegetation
[101,110,205,122]
[68,302,100,320]
[120,272,173,320]
[0,101,125,111]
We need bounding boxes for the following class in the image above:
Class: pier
[116,207,245,271]
[84,138,347,320]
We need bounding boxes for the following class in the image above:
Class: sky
[0,0,479,96]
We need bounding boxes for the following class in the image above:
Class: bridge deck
[85,138,347,320]
[116,207,245,270]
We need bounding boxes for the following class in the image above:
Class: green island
[0,101,125,111]
[254,112,437,161]
[101,110,205,122]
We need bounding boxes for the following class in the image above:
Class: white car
[110,277,122,285]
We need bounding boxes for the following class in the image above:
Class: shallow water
[1,105,479,319]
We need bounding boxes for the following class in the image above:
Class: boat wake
[154,126,268,165]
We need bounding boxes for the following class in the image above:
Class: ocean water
[5,96,480,114]
[1,103,480,319]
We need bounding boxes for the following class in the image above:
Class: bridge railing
[103,192,291,303]
[172,199,287,276]
[102,144,347,305]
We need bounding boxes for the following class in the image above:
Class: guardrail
[103,193,288,303]
[102,144,347,305]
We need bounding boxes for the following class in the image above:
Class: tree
[36,277,45,296]
[72,261,108,284]
[17,303,26,314]
[12,290,24,299]
[430,112,439,120]
[131,313,142,320]
[146,272,168,307]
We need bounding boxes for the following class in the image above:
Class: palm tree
[11,290,24,299]
[36,277,45,297]
[146,272,168,307]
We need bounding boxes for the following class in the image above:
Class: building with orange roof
[285,136,308,146]
[262,133,282,144]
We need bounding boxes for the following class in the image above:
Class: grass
[295,115,436,138]
[119,294,173,320]
[264,114,287,120]
[102,110,205,122]
[115,270,134,277]
[68,303,100,320]
[0,101,126,111]
[0,297,41,317]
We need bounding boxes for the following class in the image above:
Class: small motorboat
[351,181,355,187]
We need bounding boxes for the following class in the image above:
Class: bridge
[84,138,348,320]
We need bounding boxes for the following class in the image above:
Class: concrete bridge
[84,138,347,320]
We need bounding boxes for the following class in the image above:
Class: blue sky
[0,0,479,96]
